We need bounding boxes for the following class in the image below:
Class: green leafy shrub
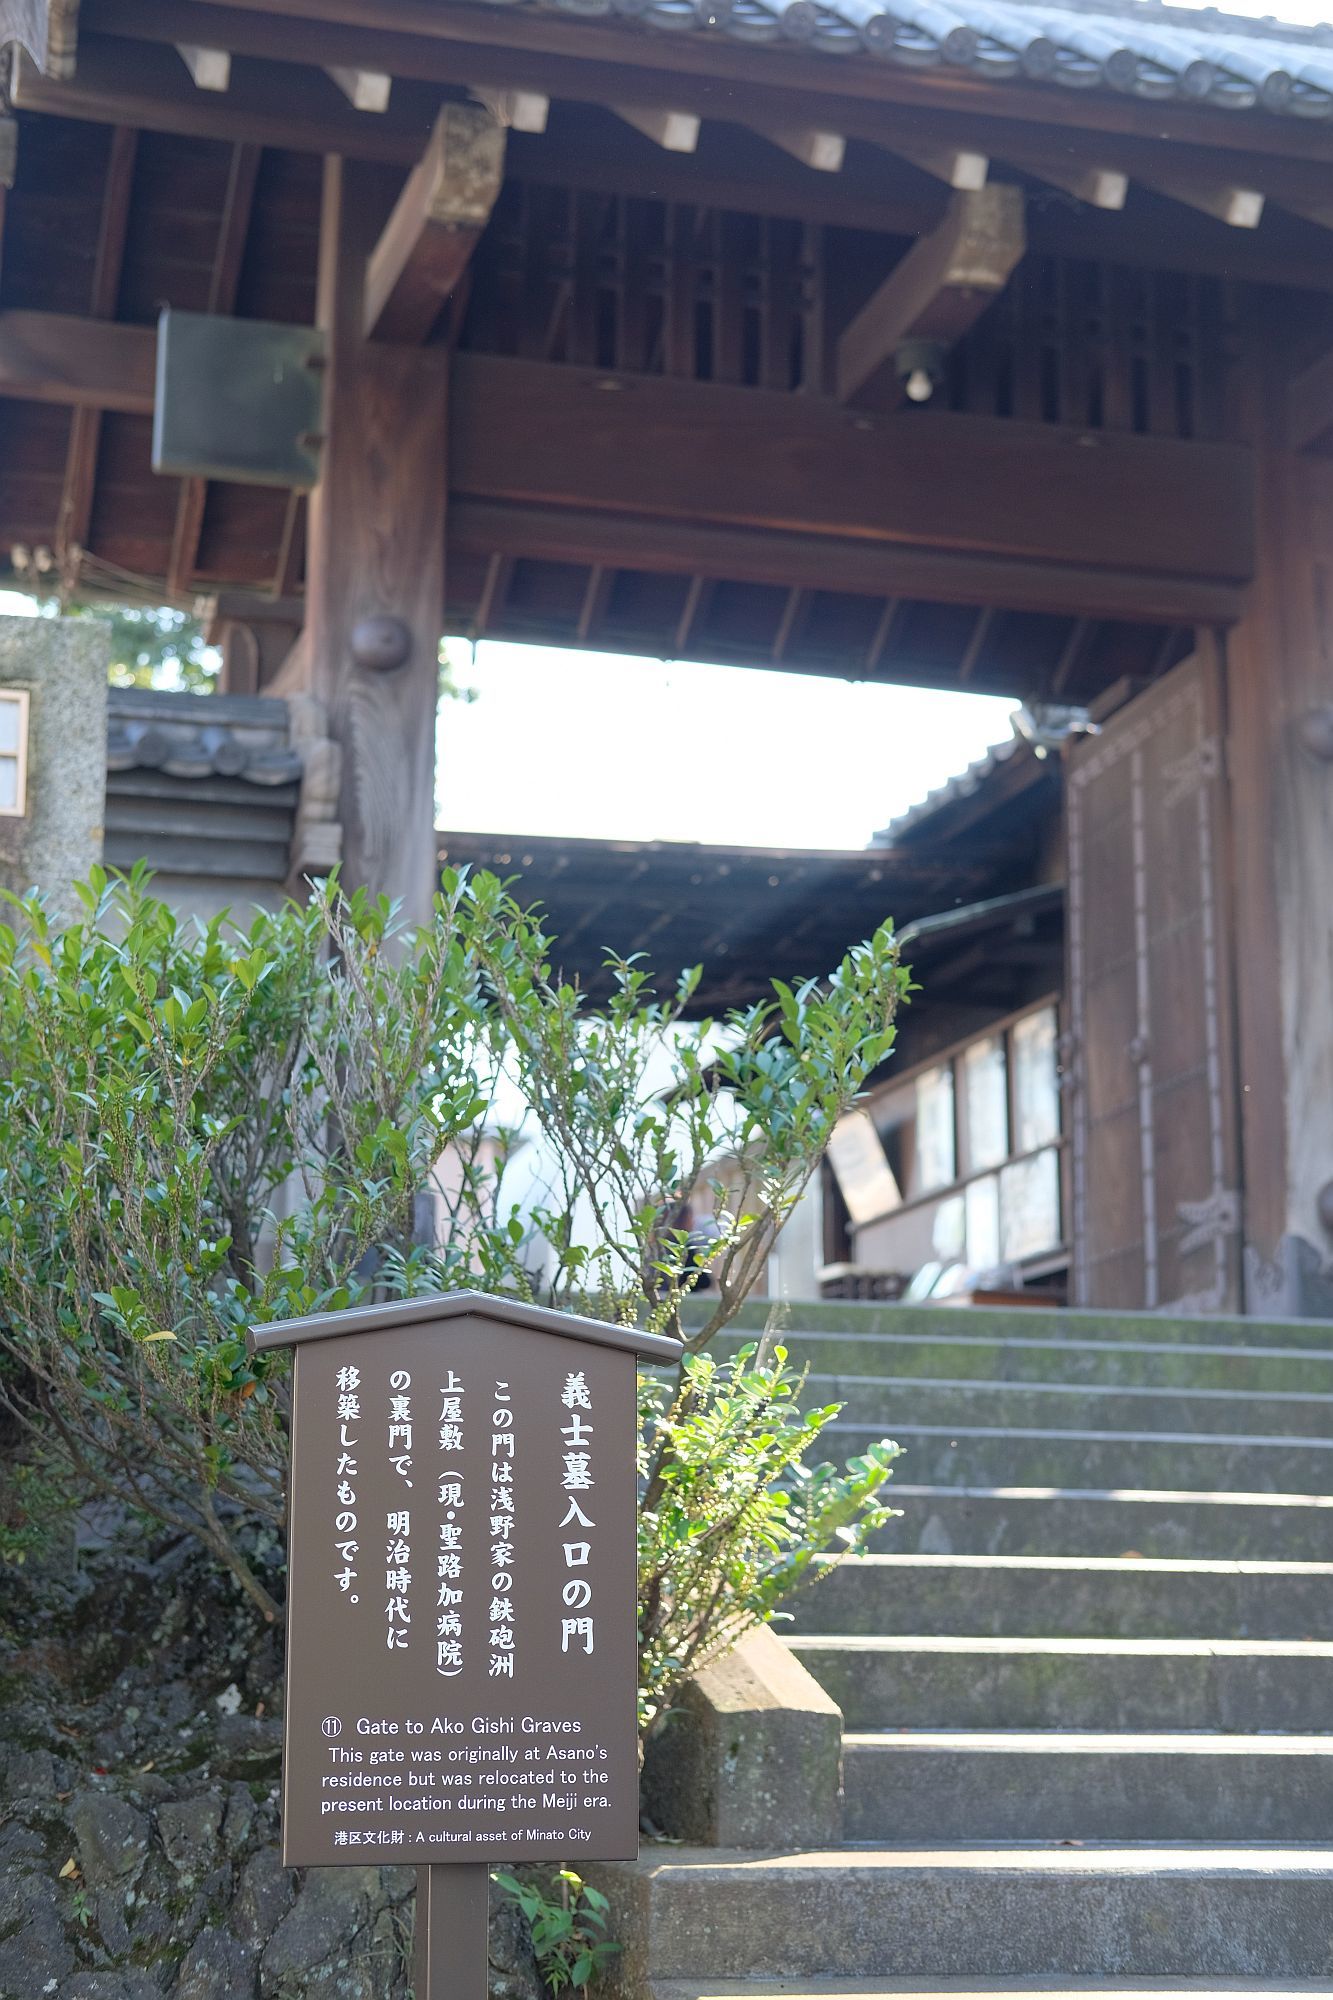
[0,865,905,1686]
[494,1869,618,1993]
[637,1343,899,1735]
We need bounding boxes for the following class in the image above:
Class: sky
[437,642,1017,850]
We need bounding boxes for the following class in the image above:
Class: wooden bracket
[363,102,506,343]
[836,183,1026,405]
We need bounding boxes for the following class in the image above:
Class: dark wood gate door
[1065,650,1243,1313]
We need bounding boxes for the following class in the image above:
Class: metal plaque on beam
[152,308,326,490]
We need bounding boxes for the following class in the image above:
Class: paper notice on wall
[826,1110,901,1227]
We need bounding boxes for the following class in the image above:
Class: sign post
[250,1291,682,2000]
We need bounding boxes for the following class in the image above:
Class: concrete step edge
[811,1554,1333,1575]
[807,1374,1333,1408]
[650,1981,1333,1996]
[888,1484,1333,1509]
[636,1844,1333,1877]
[790,1636,1333,1657]
[835,1422,1333,1451]
[843,1731,1333,1754]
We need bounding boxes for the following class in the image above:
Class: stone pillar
[0,615,107,911]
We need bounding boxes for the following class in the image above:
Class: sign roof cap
[247,1288,683,1362]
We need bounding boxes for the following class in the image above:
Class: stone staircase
[638,1301,1333,1995]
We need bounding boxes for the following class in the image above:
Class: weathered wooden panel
[1066,651,1243,1313]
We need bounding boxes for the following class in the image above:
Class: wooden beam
[471,85,549,134]
[167,140,263,596]
[0,310,155,414]
[1288,347,1333,456]
[448,349,1254,601]
[837,185,1025,406]
[326,65,392,111]
[363,102,506,342]
[176,42,231,90]
[613,106,699,154]
[57,124,138,568]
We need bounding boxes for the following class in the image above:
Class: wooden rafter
[450,500,1245,627]
[17,32,1333,288]
[674,575,711,655]
[472,550,513,636]
[772,586,810,664]
[166,140,262,597]
[864,598,900,675]
[956,605,995,684]
[836,184,1025,405]
[1288,347,1333,456]
[273,490,307,598]
[575,564,614,645]
[1050,616,1091,696]
[363,101,506,342]
[56,124,137,568]
[176,42,231,91]
[326,64,392,111]
[613,106,699,154]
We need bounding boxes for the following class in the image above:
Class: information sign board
[250,1292,682,2000]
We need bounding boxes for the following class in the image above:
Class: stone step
[702,1299,1333,1353]
[617,1846,1333,1979]
[652,1980,1333,1997]
[785,1554,1333,1639]
[722,1330,1333,1396]
[842,1732,1333,1843]
[788,1635,1333,1732]
[870,1486,1333,1562]
[831,1422,1333,1495]
[807,1376,1333,1440]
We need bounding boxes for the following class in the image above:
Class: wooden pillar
[302,155,448,924]
[1223,312,1333,1315]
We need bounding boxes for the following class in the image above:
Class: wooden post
[301,154,447,923]
[1222,307,1333,1314]
[414,1863,490,2000]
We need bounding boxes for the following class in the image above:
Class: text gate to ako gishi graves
[249,1292,682,2000]
[2,0,1333,1316]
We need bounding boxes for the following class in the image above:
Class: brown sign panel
[277,1305,642,1869]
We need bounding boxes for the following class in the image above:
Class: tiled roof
[472,0,1333,119]
[874,731,1027,844]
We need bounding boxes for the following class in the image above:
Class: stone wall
[0,615,108,912]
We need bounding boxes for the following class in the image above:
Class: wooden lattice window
[0,690,30,816]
